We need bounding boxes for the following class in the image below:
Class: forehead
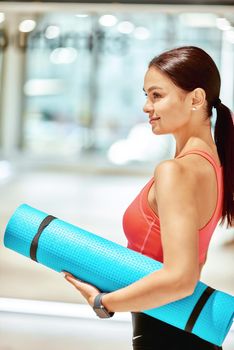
[144,67,175,91]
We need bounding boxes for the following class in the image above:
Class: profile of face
[143,67,194,135]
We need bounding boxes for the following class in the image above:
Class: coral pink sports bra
[123,149,224,264]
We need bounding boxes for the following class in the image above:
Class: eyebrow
[143,86,163,93]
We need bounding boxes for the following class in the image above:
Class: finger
[65,275,84,288]
[61,271,74,278]
[65,277,90,301]
[61,271,83,282]
[61,271,70,277]
[62,272,100,295]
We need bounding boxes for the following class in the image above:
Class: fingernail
[60,271,66,277]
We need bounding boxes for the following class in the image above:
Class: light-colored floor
[0,309,133,350]
[0,162,233,349]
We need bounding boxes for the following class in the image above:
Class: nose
[143,99,154,114]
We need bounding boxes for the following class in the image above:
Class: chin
[152,128,169,136]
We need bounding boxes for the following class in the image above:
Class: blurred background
[0,0,233,349]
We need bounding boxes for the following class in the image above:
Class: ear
[191,88,206,110]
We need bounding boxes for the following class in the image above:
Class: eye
[144,91,161,99]
[152,92,161,99]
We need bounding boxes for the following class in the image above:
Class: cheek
[155,97,175,112]
[155,100,175,121]
[155,101,187,131]
[159,99,184,118]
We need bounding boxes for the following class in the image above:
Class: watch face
[94,306,112,318]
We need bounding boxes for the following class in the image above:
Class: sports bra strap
[175,149,222,169]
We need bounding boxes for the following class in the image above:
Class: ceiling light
[99,15,117,27]
[134,27,150,40]
[117,21,135,34]
[45,25,60,39]
[19,19,36,33]
[50,47,77,64]
[75,14,89,18]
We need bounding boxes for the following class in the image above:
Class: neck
[173,121,214,158]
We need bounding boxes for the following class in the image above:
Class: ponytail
[214,102,234,228]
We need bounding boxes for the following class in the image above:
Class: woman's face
[143,67,192,135]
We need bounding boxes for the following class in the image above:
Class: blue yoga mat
[3,204,234,346]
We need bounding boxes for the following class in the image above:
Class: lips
[149,117,160,123]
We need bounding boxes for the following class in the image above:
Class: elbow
[183,285,196,298]
[173,275,198,298]
[181,279,198,297]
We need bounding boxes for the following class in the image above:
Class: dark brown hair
[149,46,234,228]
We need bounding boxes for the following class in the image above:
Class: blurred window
[20,11,233,164]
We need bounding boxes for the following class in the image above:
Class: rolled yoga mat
[3,204,234,346]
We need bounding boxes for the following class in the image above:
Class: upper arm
[154,160,200,291]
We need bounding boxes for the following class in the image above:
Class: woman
[63,46,234,350]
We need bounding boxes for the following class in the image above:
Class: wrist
[101,293,113,313]
[93,293,115,318]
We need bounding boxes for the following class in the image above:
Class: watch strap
[94,293,107,309]
[94,293,114,318]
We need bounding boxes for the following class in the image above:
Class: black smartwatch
[93,293,114,318]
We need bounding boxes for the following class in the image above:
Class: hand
[62,271,101,307]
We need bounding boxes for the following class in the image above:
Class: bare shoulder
[154,159,197,188]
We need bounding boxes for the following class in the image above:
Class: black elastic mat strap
[30,215,56,262]
[185,286,216,333]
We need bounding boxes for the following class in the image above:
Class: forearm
[102,268,194,312]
